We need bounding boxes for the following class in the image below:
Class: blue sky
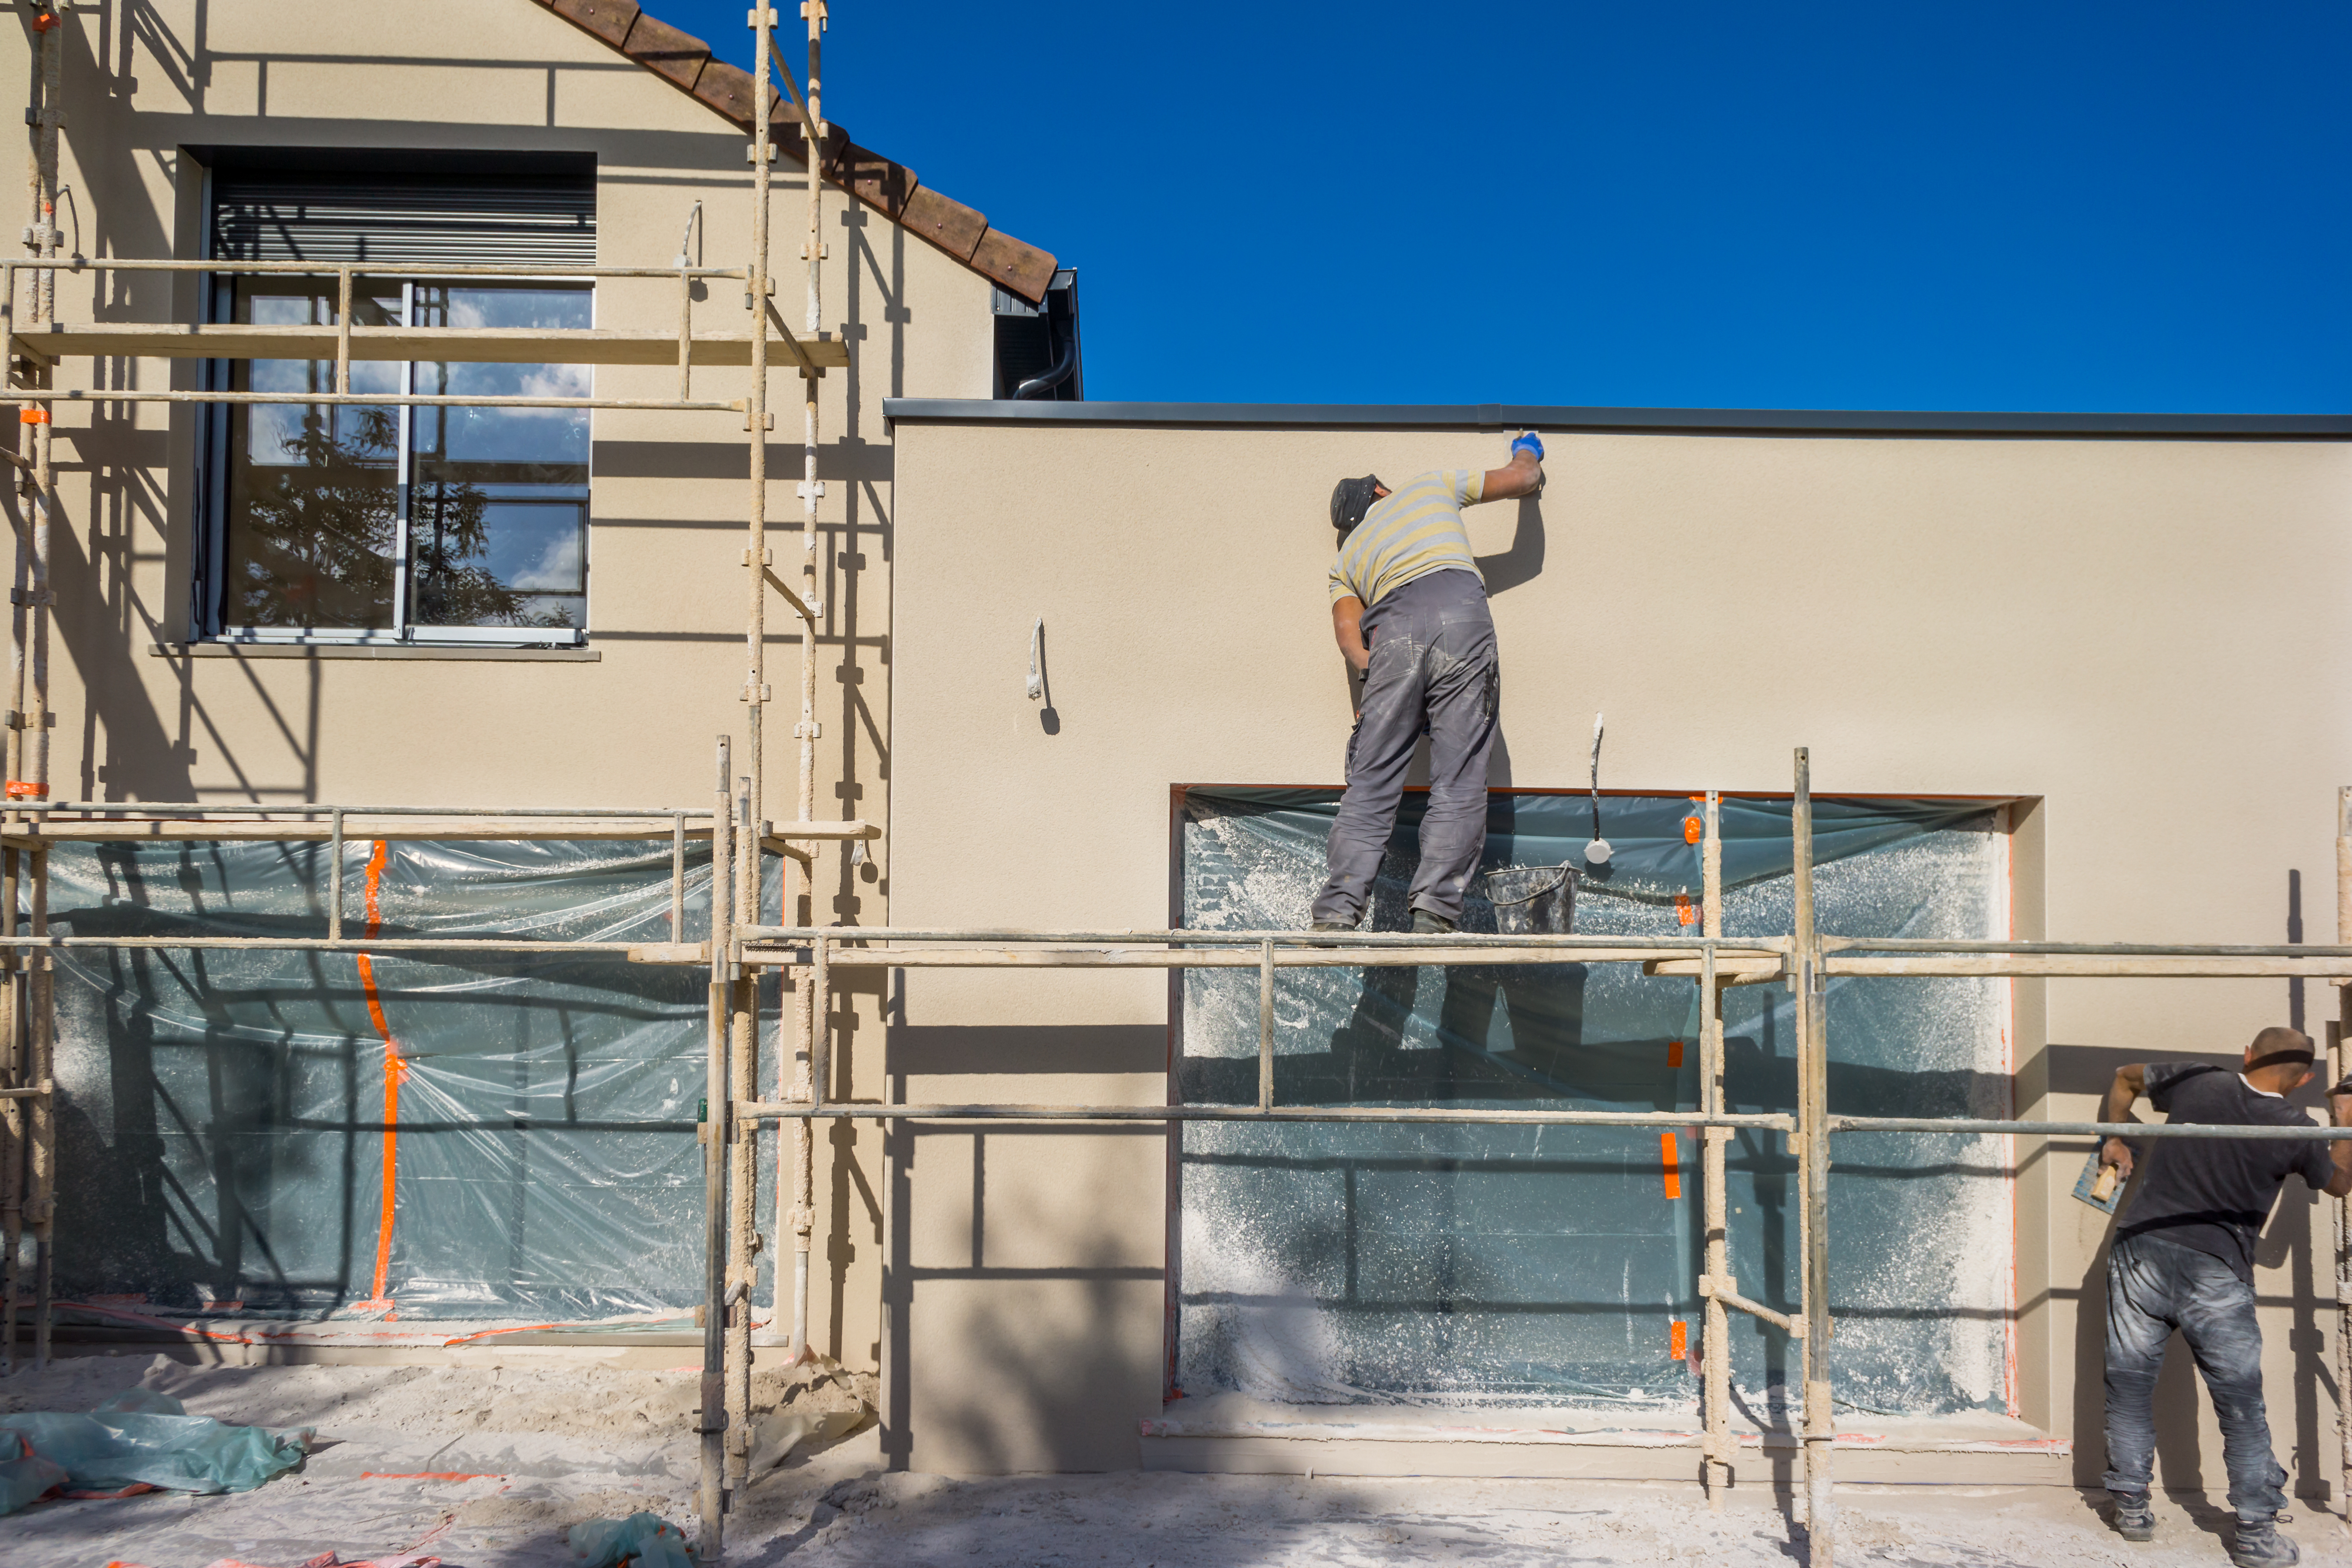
[665,1,2351,411]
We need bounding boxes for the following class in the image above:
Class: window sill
[152,642,601,662]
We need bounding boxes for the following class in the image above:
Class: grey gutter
[881,400,2352,438]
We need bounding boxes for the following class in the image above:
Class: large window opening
[196,158,595,646]
[1173,787,2016,1418]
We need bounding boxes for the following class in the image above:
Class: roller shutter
[210,170,596,268]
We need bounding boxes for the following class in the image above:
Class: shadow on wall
[2055,1043,2336,1499]
[1030,618,1059,736]
[1475,495,1546,597]
[881,1024,1167,1473]
[55,10,912,809]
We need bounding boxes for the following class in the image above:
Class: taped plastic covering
[1176,787,2011,1416]
[45,837,783,1323]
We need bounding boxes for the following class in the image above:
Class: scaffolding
[3,6,2352,1566]
[1,0,862,1551]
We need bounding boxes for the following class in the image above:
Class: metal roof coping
[879,400,2352,438]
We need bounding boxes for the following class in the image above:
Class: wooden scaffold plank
[12,322,849,369]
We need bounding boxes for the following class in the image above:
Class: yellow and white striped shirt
[1328,469,1485,607]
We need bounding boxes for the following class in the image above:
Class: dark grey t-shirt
[2116,1062,2332,1281]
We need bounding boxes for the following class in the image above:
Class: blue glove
[1511,432,1545,461]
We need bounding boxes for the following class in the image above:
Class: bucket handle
[1487,863,1574,906]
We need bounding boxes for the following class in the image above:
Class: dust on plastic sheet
[1175,788,2011,1416]
[42,837,788,1322]
[0,1386,305,1512]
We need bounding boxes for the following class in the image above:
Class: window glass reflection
[222,280,403,629]
[408,284,591,630]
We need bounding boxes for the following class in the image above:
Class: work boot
[2107,1491,2154,1542]
[2228,1516,2299,1567]
[1306,918,1356,946]
[1410,908,1455,935]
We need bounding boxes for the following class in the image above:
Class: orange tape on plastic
[55,1298,251,1345]
[1670,1319,1688,1362]
[1667,1039,1684,1070]
[1660,1132,1681,1199]
[355,841,403,1314]
[1674,894,1696,927]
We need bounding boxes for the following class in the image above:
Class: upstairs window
[197,160,596,645]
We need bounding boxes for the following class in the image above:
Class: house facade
[13,0,2352,1501]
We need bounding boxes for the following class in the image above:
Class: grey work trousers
[2102,1229,2288,1522]
[1311,570,1499,927]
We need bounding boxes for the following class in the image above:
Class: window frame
[196,270,595,650]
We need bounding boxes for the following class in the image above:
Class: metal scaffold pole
[17,2,61,1374]
[790,0,830,1377]
[2335,784,2351,1524]
[756,0,833,1379]
[700,739,736,1552]
[1699,789,1731,1507]
[726,772,759,1497]
[724,0,780,1500]
[1793,749,1836,1563]
[0,841,17,1375]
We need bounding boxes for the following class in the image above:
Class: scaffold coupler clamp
[699,1372,726,1434]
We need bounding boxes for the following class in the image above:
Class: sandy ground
[5,1354,2351,1568]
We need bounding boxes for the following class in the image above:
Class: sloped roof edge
[532,0,1058,303]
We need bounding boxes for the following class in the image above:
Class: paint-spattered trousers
[2102,1229,2288,1522]
[1312,570,1499,927]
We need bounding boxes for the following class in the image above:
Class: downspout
[1012,328,1076,400]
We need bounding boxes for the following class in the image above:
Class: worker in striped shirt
[1311,432,1546,934]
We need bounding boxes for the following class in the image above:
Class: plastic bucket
[1483,863,1576,935]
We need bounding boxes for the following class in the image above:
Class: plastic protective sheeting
[0,1388,308,1509]
[46,837,783,1322]
[568,1511,699,1568]
[1176,788,2012,1417]
[0,1430,67,1512]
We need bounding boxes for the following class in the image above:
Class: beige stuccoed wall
[12,3,2352,1494]
[2,0,1001,1385]
[889,416,2352,1485]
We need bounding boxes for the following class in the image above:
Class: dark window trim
[189,150,598,648]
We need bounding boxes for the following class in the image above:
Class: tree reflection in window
[233,404,401,627]
[411,487,580,629]
[408,283,590,631]
[223,280,403,630]
[216,278,591,640]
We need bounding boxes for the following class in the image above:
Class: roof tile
[542,0,640,48]
[826,142,915,224]
[969,229,1057,303]
[899,187,987,263]
[531,0,1057,302]
[693,59,763,124]
[620,11,709,92]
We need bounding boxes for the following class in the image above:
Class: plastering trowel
[2072,1150,2125,1215]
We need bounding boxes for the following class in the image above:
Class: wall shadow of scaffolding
[1175,787,2015,1418]
[40,837,789,1324]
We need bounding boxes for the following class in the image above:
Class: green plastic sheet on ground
[45,838,785,1322]
[1176,787,2015,1417]
[569,1510,699,1567]
[0,1389,307,1511]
